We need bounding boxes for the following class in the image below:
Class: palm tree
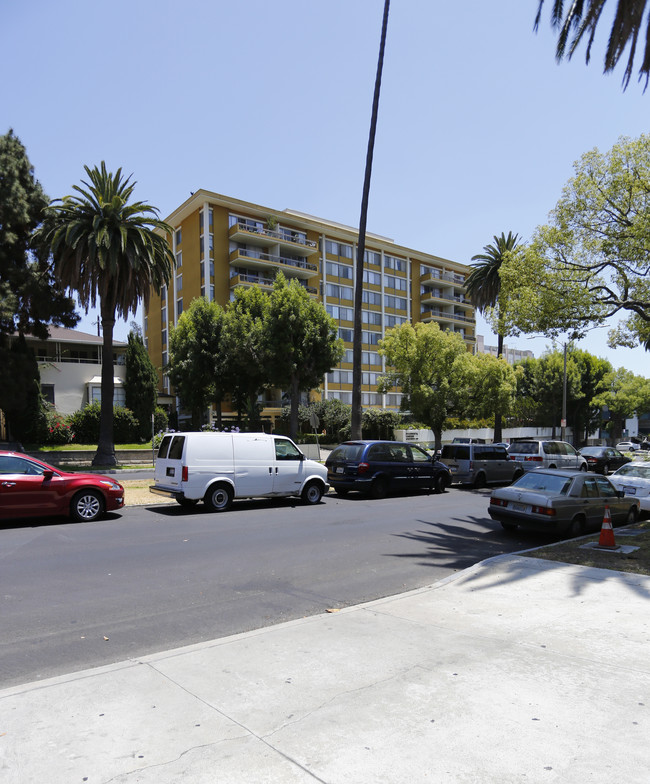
[535,0,650,89]
[465,231,520,443]
[38,163,174,466]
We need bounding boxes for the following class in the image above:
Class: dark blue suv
[325,440,452,498]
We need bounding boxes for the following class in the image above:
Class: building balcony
[228,221,318,258]
[421,308,476,325]
[420,290,473,308]
[420,271,466,288]
[229,248,318,280]
[230,271,317,296]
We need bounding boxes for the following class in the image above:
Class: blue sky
[3,0,649,374]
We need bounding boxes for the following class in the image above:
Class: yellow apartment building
[144,190,475,426]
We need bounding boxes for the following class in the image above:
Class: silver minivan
[439,444,523,488]
[507,440,588,473]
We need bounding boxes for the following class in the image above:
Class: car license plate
[336,467,344,474]
[511,502,528,512]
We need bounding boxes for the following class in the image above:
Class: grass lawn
[522,520,650,576]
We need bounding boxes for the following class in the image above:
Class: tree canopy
[535,0,650,89]
[124,326,159,441]
[0,129,77,341]
[500,134,650,349]
[266,273,343,439]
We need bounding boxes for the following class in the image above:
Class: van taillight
[358,462,369,474]
[182,466,188,482]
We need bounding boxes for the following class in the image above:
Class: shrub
[69,402,140,444]
[43,410,74,445]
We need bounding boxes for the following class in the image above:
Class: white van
[150,432,329,511]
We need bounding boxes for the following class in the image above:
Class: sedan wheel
[566,515,586,538]
[626,507,638,525]
[602,463,610,476]
[71,489,104,522]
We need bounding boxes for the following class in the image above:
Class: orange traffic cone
[597,504,617,549]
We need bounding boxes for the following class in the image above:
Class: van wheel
[204,484,233,512]
[370,477,389,499]
[473,472,486,489]
[302,481,323,505]
[435,473,450,493]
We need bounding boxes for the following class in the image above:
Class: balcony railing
[230,221,317,249]
[420,271,466,286]
[232,247,317,273]
[230,271,317,295]
[421,308,476,324]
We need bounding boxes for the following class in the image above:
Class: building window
[362,393,383,405]
[175,228,182,246]
[386,274,408,291]
[160,285,167,300]
[325,240,352,258]
[176,273,182,292]
[161,328,167,347]
[385,255,405,271]
[176,298,183,317]
[210,284,214,300]
[209,234,214,251]
[161,306,167,326]
[364,250,381,265]
[362,290,382,306]
[338,328,353,342]
[362,270,381,286]
[385,295,407,310]
[175,251,182,268]
[209,208,214,228]
[91,386,125,407]
[326,282,353,300]
[362,310,382,326]
[362,351,381,366]
[327,304,354,321]
[326,261,353,280]
[362,331,381,345]
[363,372,380,386]
[342,349,353,363]
[162,350,168,368]
[385,315,407,328]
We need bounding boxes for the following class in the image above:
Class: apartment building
[144,190,475,424]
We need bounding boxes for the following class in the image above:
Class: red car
[0,451,124,523]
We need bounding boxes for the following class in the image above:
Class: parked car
[507,440,587,472]
[488,468,639,536]
[616,441,641,452]
[578,446,631,475]
[608,462,650,513]
[439,443,523,488]
[0,451,124,523]
[151,432,328,511]
[325,440,451,498]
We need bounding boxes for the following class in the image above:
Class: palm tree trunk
[92,307,117,467]
[351,0,390,439]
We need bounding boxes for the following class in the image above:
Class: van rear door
[154,434,185,488]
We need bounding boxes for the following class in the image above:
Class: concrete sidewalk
[2,554,649,783]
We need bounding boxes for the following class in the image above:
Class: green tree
[500,135,650,348]
[267,274,344,439]
[466,231,520,442]
[168,297,226,429]
[595,368,650,441]
[0,130,78,441]
[0,335,42,442]
[220,285,270,429]
[0,129,78,341]
[567,349,613,444]
[37,163,174,466]
[535,0,650,89]
[378,322,471,450]
[467,352,518,426]
[124,327,159,441]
